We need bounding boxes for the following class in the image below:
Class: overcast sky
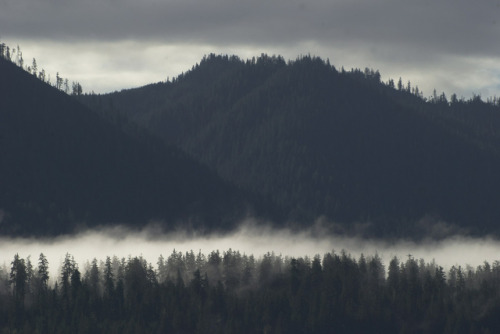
[1,0,500,98]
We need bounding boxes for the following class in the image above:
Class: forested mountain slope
[0,57,264,236]
[82,54,500,237]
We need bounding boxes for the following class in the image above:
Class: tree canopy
[1,250,500,333]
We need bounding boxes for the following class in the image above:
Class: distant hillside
[82,54,500,237]
[0,56,266,236]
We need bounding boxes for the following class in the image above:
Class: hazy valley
[3,43,500,332]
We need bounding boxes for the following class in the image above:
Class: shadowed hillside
[82,54,500,237]
[0,56,267,236]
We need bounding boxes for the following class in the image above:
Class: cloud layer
[2,0,499,52]
[1,0,499,96]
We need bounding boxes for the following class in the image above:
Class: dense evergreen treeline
[82,54,500,238]
[2,250,500,333]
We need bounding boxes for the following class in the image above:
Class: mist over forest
[2,222,500,280]
[3,224,500,333]
[3,42,500,332]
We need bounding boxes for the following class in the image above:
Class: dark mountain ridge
[0,56,266,236]
[82,54,500,237]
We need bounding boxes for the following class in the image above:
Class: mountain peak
[81,55,500,238]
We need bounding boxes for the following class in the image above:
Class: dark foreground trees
[1,250,500,333]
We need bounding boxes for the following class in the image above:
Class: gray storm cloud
[1,0,499,56]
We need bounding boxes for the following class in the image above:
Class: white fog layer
[1,223,499,278]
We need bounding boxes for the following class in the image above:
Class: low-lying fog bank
[1,221,499,277]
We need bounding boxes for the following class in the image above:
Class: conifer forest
[2,250,500,334]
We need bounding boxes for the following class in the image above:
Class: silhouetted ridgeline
[4,41,500,239]
[82,54,500,238]
[0,55,271,236]
[2,250,500,333]
[0,41,83,95]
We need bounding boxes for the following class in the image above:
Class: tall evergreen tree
[37,253,49,291]
[9,254,27,308]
